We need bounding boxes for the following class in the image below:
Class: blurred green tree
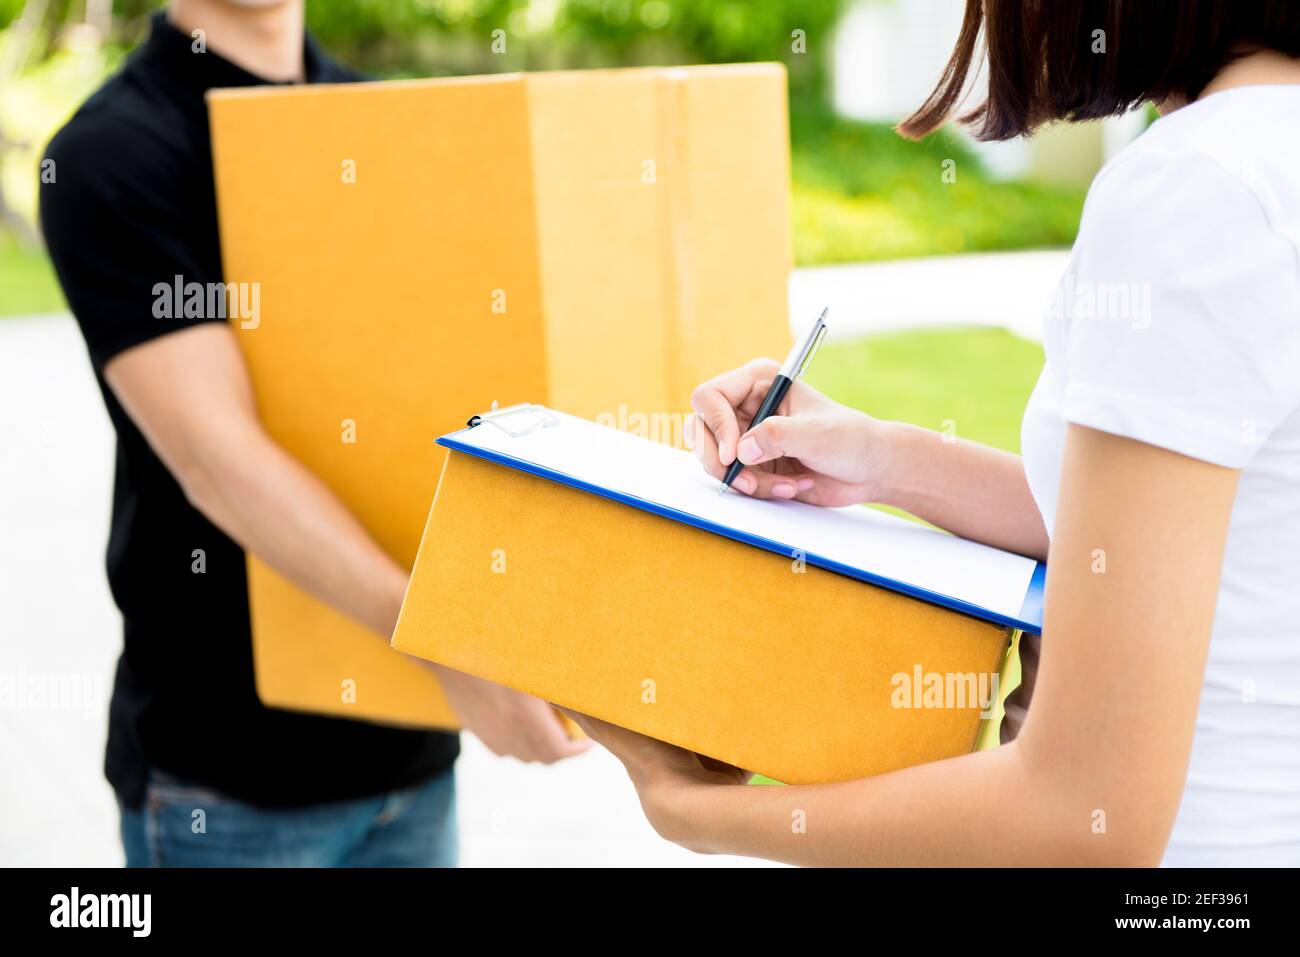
[304,0,846,96]
[1,1,847,96]
[1,0,1084,293]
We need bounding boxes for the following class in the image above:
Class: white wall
[831,0,1032,177]
[830,0,1144,182]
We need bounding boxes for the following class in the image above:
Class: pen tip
[718,484,728,497]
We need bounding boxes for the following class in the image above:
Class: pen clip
[784,307,828,379]
[796,320,829,378]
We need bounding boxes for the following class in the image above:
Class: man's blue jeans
[119,767,457,867]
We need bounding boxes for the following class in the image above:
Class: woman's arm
[878,421,1048,560]
[570,425,1239,865]
[690,360,1048,560]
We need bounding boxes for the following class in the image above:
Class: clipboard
[441,403,1046,635]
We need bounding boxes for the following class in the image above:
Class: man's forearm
[184,423,409,639]
[877,421,1049,560]
[102,326,412,644]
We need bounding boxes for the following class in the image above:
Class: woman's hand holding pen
[689,358,896,507]
[690,356,1051,558]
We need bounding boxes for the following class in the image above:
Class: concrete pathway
[789,250,1066,342]
[0,250,1062,866]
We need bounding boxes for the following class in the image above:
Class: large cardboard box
[391,448,1013,784]
[208,64,792,728]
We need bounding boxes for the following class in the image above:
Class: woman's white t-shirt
[1020,86,1300,866]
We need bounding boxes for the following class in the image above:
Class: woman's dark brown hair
[899,0,1300,140]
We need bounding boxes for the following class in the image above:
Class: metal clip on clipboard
[466,402,559,438]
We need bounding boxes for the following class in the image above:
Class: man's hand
[435,666,589,764]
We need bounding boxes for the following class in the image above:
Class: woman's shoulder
[1086,88,1300,237]
[1056,90,1300,474]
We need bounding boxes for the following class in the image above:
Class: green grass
[790,101,1086,266]
[807,324,1044,453]
[0,232,63,316]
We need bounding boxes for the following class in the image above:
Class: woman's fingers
[690,360,851,499]
[736,415,794,467]
[725,467,759,495]
[742,469,815,500]
[690,359,779,465]
[692,418,765,493]
[691,381,742,465]
[689,412,725,478]
[737,414,827,469]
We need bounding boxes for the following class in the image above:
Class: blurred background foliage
[2,0,846,91]
[0,0,1085,317]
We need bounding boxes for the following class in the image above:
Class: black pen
[720,307,829,494]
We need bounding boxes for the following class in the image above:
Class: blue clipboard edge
[436,429,1045,635]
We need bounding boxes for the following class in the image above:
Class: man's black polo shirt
[39,13,458,809]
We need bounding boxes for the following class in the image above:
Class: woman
[567,0,1300,866]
